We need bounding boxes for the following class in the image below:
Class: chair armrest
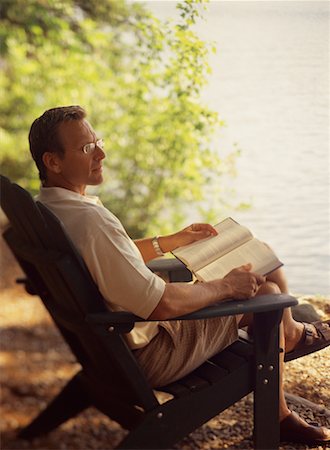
[170,294,297,320]
[86,294,298,327]
[147,258,192,282]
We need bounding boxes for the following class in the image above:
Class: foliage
[0,0,234,237]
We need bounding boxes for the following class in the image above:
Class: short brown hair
[29,105,86,182]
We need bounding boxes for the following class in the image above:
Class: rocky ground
[0,286,329,450]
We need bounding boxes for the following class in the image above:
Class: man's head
[29,106,105,194]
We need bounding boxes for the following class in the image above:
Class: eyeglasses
[82,139,104,154]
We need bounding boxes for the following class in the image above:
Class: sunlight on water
[146,1,330,294]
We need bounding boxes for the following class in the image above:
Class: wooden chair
[0,175,298,449]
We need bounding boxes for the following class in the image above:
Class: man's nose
[95,147,105,160]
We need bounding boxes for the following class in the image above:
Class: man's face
[52,119,105,194]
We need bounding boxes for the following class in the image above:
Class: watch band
[152,236,164,256]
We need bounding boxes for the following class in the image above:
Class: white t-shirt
[36,187,166,349]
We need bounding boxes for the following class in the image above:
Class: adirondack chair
[0,175,298,450]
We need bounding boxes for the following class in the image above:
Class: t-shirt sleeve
[80,214,166,319]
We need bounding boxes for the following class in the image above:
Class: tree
[0,0,234,237]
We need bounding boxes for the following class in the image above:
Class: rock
[291,303,321,322]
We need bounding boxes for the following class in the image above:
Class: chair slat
[194,361,229,383]
[210,349,246,371]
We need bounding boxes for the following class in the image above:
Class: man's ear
[42,152,62,174]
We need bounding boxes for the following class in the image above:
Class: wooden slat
[180,374,210,392]
[228,339,253,360]
[210,349,246,371]
[194,361,229,384]
[160,382,191,398]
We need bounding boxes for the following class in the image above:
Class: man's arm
[148,264,266,320]
[134,223,218,262]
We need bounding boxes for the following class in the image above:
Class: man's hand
[222,263,266,299]
[164,223,218,251]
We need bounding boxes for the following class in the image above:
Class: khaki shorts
[134,315,238,388]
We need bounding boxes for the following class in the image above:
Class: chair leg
[19,371,91,439]
[253,309,283,450]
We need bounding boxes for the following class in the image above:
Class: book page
[173,218,253,271]
[195,238,282,282]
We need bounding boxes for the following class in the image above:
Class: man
[29,105,330,444]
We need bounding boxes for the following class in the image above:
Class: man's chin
[89,176,103,186]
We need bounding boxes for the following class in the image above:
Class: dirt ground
[0,286,329,450]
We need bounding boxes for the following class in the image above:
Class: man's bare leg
[266,268,323,352]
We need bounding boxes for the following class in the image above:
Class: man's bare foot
[284,321,305,353]
[280,411,330,444]
[285,320,330,354]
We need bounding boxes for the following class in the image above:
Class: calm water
[148,1,330,294]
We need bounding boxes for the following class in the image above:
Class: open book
[172,217,283,282]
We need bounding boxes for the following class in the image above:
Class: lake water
[147,1,330,295]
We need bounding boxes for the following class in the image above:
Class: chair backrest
[0,175,158,410]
